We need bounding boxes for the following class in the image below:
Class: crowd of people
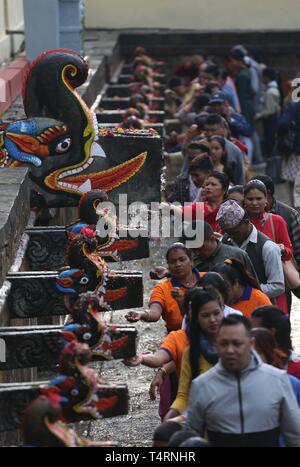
[123,46,300,447]
[163,46,300,209]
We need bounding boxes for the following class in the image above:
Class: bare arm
[159,202,184,220]
[149,361,177,401]
[164,348,192,420]
[125,303,163,323]
[123,349,171,368]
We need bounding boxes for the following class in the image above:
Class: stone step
[99,97,164,111]
[96,110,164,124]
[6,271,143,318]
[0,324,137,370]
[119,31,300,58]
[0,381,128,431]
[105,83,164,97]
[117,73,166,85]
[25,227,150,271]
[122,64,167,74]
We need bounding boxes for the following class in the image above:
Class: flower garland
[98,127,158,137]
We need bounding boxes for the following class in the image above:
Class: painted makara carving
[0,49,147,205]
[61,291,129,360]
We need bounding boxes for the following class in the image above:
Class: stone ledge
[0,168,30,286]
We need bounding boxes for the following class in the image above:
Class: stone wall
[118,30,300,81]
[85,0,300,30]
[0,168,30,288]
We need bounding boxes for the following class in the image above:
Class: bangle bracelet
[157,367,167,378]
[142,311,150,322]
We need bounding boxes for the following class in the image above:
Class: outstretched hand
[123,355,144,367]
[150,266,168,280]
[125,311,143,322]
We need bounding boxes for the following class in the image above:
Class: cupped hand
[125,311,142,322]
[150,266,168,279]
[123,355,144,367]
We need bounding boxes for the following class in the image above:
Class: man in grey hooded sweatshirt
[185,315,300,447]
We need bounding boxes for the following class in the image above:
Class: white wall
[0,0,24,62]
[0,0,10,62]
[85,0,300,30]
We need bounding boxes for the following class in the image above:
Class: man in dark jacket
[192,222,256,277]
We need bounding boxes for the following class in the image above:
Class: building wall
[85,0,300,30]
[0,0,24,63]
[0,0,10,62]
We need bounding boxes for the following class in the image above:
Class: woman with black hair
[243,180,293,260]
[125,274,241,421]
[214,258,271,318]
[126,243,201,332]
[227,185,244,206]
[197,272,242,317]
[251,306,300,380]
[123,288,197,376]
[124,288,198,420]
[183,170,229,231]
[209,135,236,184]
[243,179,294,313]
[165,288,223,419]
[161,170,229,232]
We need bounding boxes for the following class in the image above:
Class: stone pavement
[0,169,30,293]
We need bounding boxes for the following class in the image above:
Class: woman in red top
[243,179,293,313]
[243,180,292,256]
[182,171,229,232]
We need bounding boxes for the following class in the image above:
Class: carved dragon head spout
[21,394,73,447]
[22,49,103,199]
[45,340,120,421]
[1,49,148,206]
[56,228,111,314]
[78,189,109,226]
[61,291,128,360]
[62,291,110,353]
[21,393,114,447]
[0,118,71,167]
